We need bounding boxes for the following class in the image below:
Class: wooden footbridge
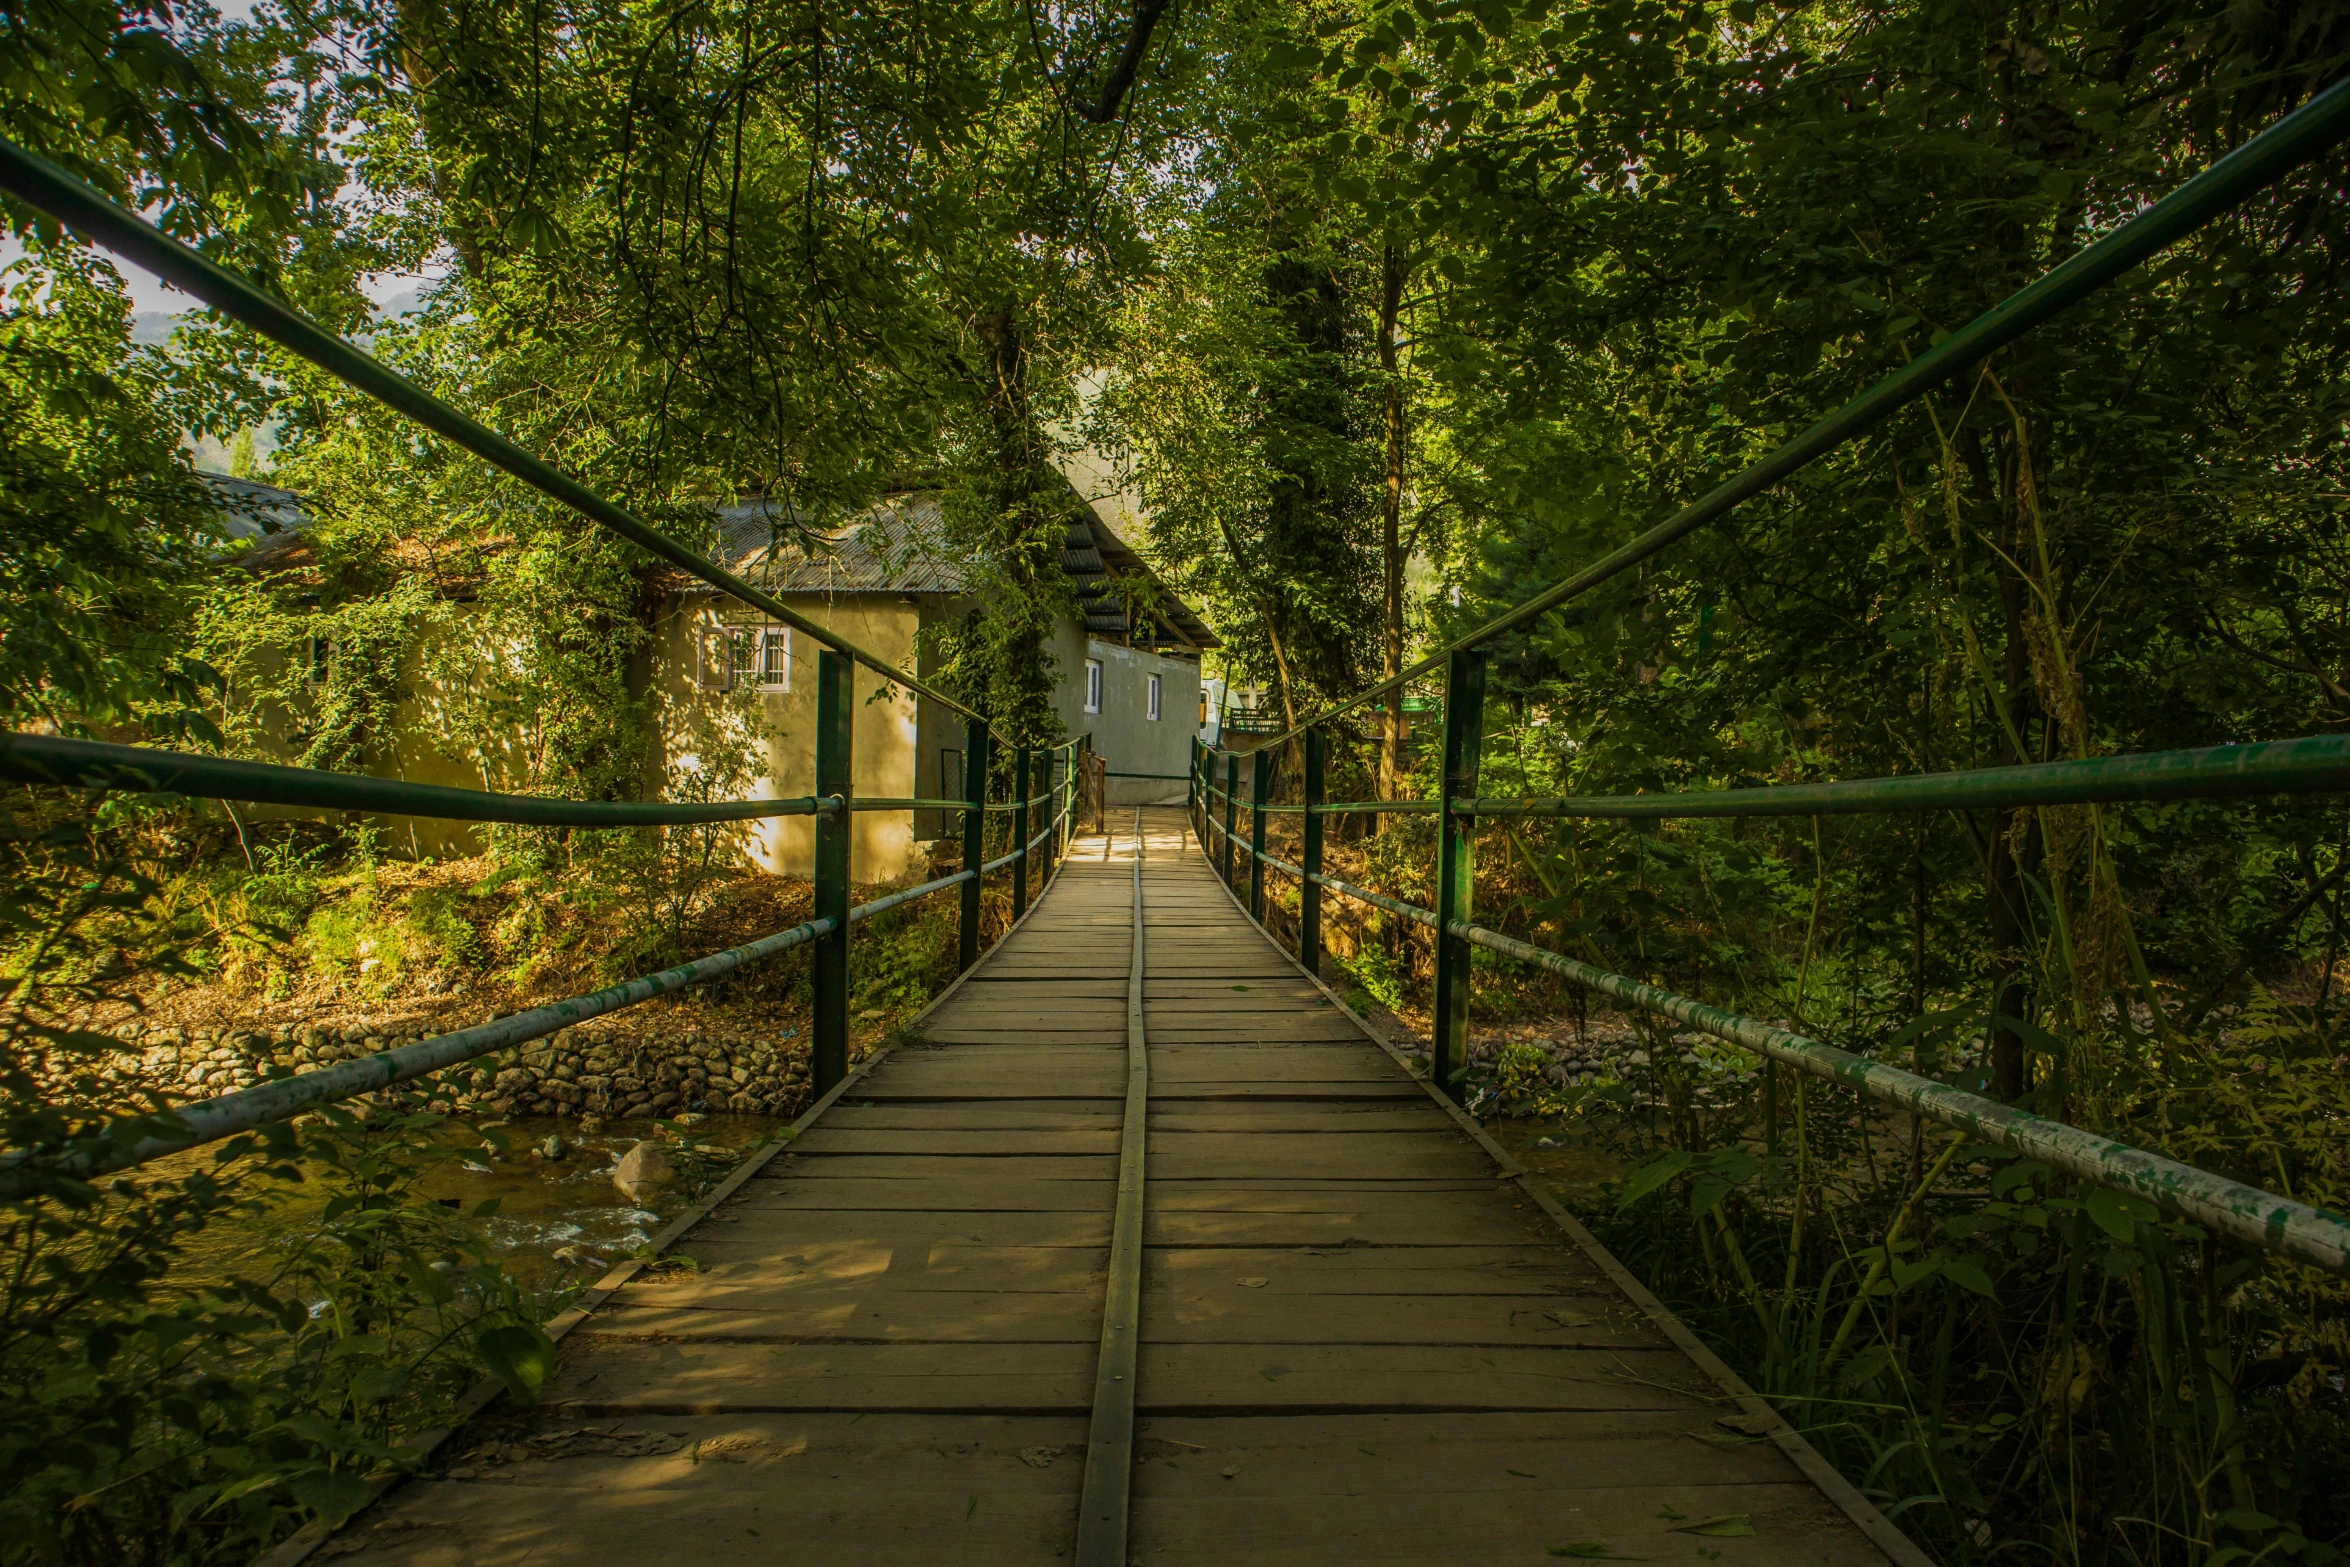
[13,92,2350,1567]
[302,810,1915,1567]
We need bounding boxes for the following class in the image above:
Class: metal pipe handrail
[1309,869,1439,929]
[0,138,983,723]
[1450,921,2350,1277]
[0,773,1091,1194]
[1456,735,2350,820]
[0,913,835,1199]
[1235,76,2350,753]
[0,733,839,826]
[848,869,976,924]
[848,797,971,813]
[1221,842,2350,1276]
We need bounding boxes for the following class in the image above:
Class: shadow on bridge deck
[308,808,1920,1567]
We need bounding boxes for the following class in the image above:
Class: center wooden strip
[1076,810,1150,1565]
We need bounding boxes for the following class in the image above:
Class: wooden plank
[575,1289,1102,1343]
[319,1414,1087,1566]
[1142,1287,1660,1348]
[732,1178,1117,1212]
[1146,1243,1615,1297]
[542,1339,1095,1413]
[822,1102,1123,1131]
[1149,1133,1493,1182]
[676,1210,1112,1254]
[790,1127,1120,1156]
[1135,1342,1708,1412]
[767,1153,1121,1181]
[629,1241,1106,1295]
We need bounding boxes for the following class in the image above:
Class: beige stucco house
[216,478,1211,881]
[661,485,1214,881]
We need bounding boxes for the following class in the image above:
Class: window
[756,626,790,691]
[1147,673,1162,722]
[695,625,735,691]
[1084,658,1103,714]
[305,635,331,685]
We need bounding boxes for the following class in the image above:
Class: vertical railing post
[812,649,853,1097]
[1220,751,1238,888]
[1013,745,1032,920]
[1187,735,1198,821]
[1248,745,1269,923]
[958,717,990,973]
[1300,727,1324,978]
[1432,649,1487,1103]
[1041,746,1058,885]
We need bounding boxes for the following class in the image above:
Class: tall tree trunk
[1376,242,1409,809]
[973,306,1058,746]
[1970,425,2039,1103]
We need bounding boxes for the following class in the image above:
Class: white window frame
[1084,658,1103,715]
[695,625,735,691]
[756,626,791,691]
[1147,673,1162,722]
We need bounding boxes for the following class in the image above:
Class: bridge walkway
[319,808,1912,1567]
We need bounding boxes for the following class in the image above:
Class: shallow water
[417,1114,782,1288]
[1484,1111,1630,1209]
[156,1113,783,1293]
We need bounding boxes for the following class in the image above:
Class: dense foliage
[6,0,2350,1560]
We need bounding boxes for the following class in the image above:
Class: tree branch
[1075,0,1174,125]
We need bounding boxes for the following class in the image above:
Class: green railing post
[1221,752,1239,887]
[1187,736,1198,820]
[1249,746,1270,921]
[1432,650,1487,1102]
[1013,745,1032,920]
[959,717,990,972]
[812,649,853,1097]
[1301,727,1325,978]
[1041,747,1058,883]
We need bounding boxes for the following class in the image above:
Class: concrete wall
[232,613,514,861]
[235,589,1187,872]
[1054,637,1202,805]
[654,593,929,883]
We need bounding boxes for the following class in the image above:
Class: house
[650,483,1213,881]
[207,477,1212,880]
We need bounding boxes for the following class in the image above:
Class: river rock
[612,1140,676,1202]
[541,1134,569,1161]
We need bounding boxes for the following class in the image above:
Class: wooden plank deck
[312,809,1924,1567]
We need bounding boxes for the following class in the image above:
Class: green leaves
[2083,1187,2160,1243]
[1615,1148,1692,1208]
[286,1468,376,1527]
[474,1323,559,1404]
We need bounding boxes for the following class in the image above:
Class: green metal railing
[1187,73,2350,1279]
[0,137,1095,1192]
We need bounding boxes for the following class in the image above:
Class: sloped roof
[1060,511,1218,653]
[704,487,1217,651]
[712,492,975,593]
[207,475,311,542]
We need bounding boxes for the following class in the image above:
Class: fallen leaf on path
[1670,1514,1754,1537]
